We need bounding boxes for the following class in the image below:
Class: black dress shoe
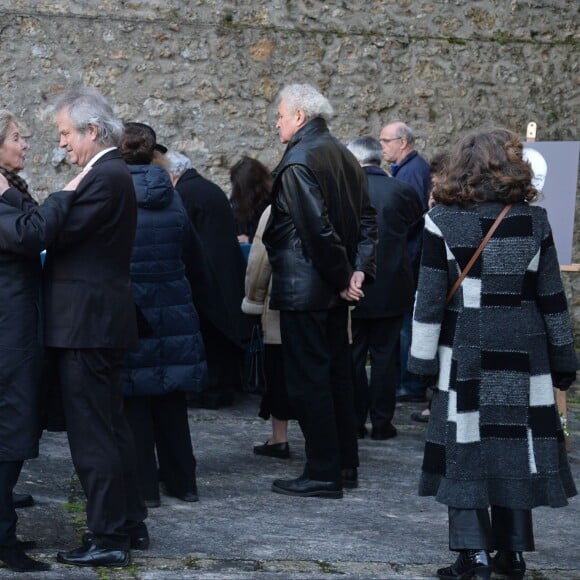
[13,492,34,509]
[163,483,199,503]
[341,468,358,489]
[0,545,50,572]
[173,490,199,502]
[493,551,526,580]
[371,423,398,440]
[17,539,37,550]
[437,549,491,579]
[57,543,130,567]
[144,498,161,508]
[82,529,150,551]
[254,441,290,459]
[410,410,430,423]
[272,476,343,498]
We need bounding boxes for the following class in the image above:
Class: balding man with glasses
[379,121,431,403]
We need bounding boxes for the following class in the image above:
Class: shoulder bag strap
[445,204,513,305]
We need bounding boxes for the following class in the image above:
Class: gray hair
[164,150,192,177]
[278,84,334,122]
[347,136,383,166]
[0,109,19,145]
[390,120,415,147]
[54,87,124,147]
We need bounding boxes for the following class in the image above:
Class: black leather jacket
[263,118,377,311]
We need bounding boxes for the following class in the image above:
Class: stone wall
[1,0,579,339]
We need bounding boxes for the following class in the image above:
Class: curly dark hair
[430,150,450,177]
[119,122,155,165]
[230,156,272,236]
[433,128,538,206]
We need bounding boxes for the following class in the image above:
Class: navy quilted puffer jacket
[122,164,207,396]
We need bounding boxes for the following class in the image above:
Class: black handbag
[244,322,266,395]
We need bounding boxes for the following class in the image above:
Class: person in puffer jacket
[119,122,207,507]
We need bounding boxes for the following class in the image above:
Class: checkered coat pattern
[409,201,578,509]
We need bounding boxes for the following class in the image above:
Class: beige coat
[241,206,281,344]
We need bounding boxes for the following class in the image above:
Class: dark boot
[0,545,50,572]
[493,551,526,580]
[341,468,358,489]
[12,492,34,509]
[437,549,491,579]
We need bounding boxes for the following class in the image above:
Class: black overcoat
[175,168,248,347]
[0,187,75,460]
[352,166,424,318]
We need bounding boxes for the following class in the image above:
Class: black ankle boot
[0,545,51,572]
[493,551,526,579]
[437,549,491,579]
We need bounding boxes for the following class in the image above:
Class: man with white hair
[263,84,377,498]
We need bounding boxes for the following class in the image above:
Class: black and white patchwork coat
[409,201,578,510]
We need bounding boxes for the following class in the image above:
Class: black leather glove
[552,372,577,391]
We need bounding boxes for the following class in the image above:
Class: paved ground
[6,388,580,579]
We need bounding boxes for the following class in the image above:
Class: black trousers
[196,317,243,407]
[352,315,403,431]
[123,390,197,501]
[280,305,358,482]
[51,348,147,550]
[0,461,23,547]
[259,344,297,421]
[448,506,535,552]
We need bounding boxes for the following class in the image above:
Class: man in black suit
[44,88,147,568]
[347,137,424,440]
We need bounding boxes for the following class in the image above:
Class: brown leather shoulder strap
[445,204,513,305]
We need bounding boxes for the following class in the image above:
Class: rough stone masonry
[0,0,579,336]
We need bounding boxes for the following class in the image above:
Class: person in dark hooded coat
[119,123,207,507]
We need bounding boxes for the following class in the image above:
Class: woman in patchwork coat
[408,128,577,580]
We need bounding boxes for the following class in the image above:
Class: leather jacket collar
[273,117,329,178]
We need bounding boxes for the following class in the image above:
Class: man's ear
[86,123,99,141]
[296,108,307,126]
